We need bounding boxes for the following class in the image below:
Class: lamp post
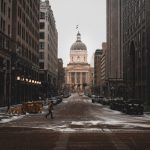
[2,59,7,107]
[111,86,115,99]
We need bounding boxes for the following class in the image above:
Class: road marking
[53,134,69,150]
[104,129,130,150]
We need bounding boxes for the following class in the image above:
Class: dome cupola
[70,32,87,50]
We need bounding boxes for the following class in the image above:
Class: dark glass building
[122,0,150,104]
[0,0,41,106]
[0,0,12,106]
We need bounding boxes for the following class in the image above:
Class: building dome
[70,32,87,50]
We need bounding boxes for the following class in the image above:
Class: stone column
[69,72,71,84]
[67,72,69,84]
[81,72,83,90]
[75,72,77,85]
[86,72,88,83]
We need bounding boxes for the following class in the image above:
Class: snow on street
[0,93,150,133]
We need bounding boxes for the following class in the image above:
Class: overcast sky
[48,0,106,66]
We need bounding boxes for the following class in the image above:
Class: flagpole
[76,25,79,32]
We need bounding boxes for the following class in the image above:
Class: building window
[8,7,11,18]
[77,56,80,61]
[39,42,45,49]
[39,62,44,69]
[39,52,44,59]
[40,12,45,19]
[8,24,10,36]
[40,22,45,29]
[40,32,45,39]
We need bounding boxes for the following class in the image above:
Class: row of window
[40,11,56,32]
[0,17,5,32]
[17,6,39,38]
[17,43,39,65]
[123,0,145,23]
[18,5,39,30]
[0,0,11,18]
[17,22,39,53]
[123,5,145,42]
[18,0,39,23]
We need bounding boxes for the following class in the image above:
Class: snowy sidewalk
[0,106,23,124]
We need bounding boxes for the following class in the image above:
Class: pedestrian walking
[45,101,54,119]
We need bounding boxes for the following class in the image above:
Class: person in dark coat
[45,101,54,119]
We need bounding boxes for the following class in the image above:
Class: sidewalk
[0,106,8,114]
[144,105,150,114]
[0,106,24,124]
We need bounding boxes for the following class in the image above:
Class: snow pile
[0,115,24,123]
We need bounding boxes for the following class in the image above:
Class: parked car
[110,98,124,111]
[88,93,91,97]
[101,98,111,105]
[49,97,58,105]
[122,99,144,115]
[63,92,71,98]
[56,95,63,103]
[92,96,104,103]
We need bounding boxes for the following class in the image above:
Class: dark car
[56,95,63,104]
[102,98,111,105]
[110,98,124,111]
[63,92,71,98]
[49,97,58,105]
[122,99,144,115]
[92,96,104,103]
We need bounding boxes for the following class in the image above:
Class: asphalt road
[0,93,150,150]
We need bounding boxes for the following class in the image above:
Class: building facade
[101,43,107,84]
[39,0,58,97]
[94,49,103,95]
[58,58,65,92]
[11,0,41,105]
[0,0,41,107]
[101,43,107,96]
[65,32,92,92]
[106,0,123,97]
[0,0,12,106]
[122,0,150,104]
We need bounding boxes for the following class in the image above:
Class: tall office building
[101,43,107,96]
[39,0,58,97]
[10,0,41,104]
[0,0,12,106]
[106,0,123,97]
[0,0,41,106]
[58,58,65,92]
[122,0,150,104]
[94,49,103,95]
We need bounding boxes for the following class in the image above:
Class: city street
[0,94,150,150]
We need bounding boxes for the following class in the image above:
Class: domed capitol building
[65,32,93,91]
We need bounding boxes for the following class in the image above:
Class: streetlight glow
[17,76,20,81]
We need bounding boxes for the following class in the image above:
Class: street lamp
[111,86,115,98]
[17,76,21,81]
